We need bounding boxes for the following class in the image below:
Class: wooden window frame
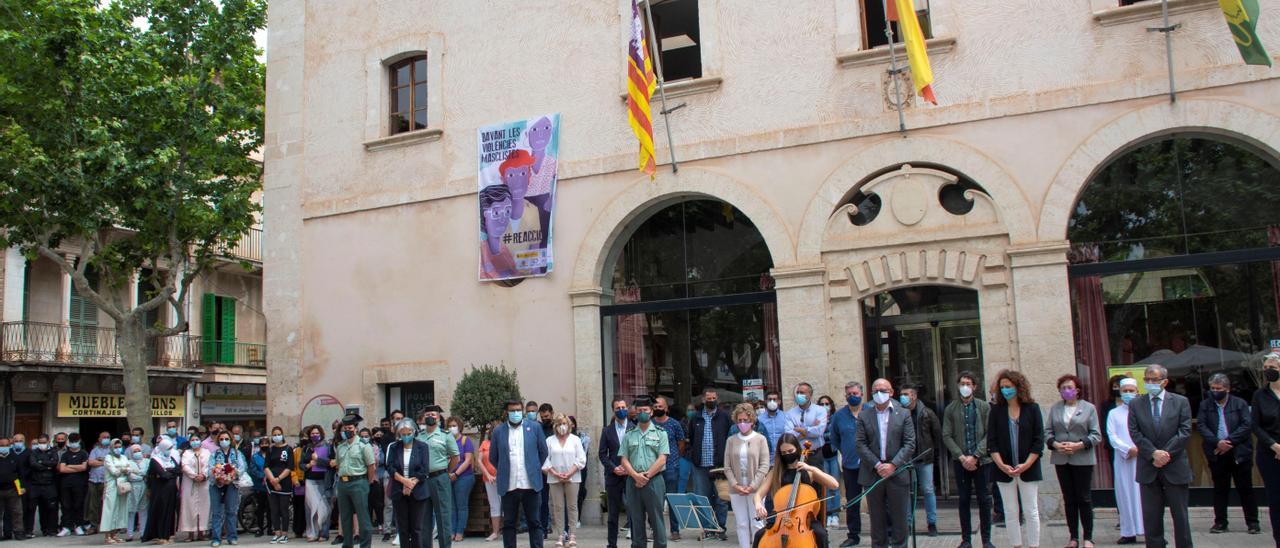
[388,55,428,136]
[860,0,933,51]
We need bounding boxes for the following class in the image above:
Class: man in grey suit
[855,378,917,548]
[1128,364,1193,548]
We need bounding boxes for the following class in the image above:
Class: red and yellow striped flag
[626,0,658,178]
[888,0,938,104]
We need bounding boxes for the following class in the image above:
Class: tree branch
[35,238,125,323]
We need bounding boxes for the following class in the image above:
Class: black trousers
[954,462,993,544]
[1257,449,1280,547]
[268,493,292,533]
[1055,464,1094,541]
[839,467,863,541]
[606,482,625,548]
[368,480,385,528]
[59,480,87,529]
[0,488,23,537]
[865,476,909,548]
[252,492,270,533]
[20,488,34,536]
[291,493,306,537]
[1210,457,1259,529]
[500,488,542,548]
[391,496,427,548]
[27,484,57,535]
[1139,475,1191,548]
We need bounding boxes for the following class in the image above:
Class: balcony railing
[0,321,265,370]
[222,227,263,264]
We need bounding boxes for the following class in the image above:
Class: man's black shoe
[840,537,859,547]
[331,535,343,545]
[1117,536,1137,544]
[716,532,728,541]
[955,542,971,548]
[928,524,938,537]
[983,542,996,548]
[1250,524,1263,534]
[1210,524,1228,534]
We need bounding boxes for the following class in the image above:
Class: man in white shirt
[784,382,829,467]
[489,400,549,548]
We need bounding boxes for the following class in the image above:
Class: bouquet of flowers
[212,462,236,486]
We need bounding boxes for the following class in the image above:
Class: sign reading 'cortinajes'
[477,113,560,281]
[57,393,185,418]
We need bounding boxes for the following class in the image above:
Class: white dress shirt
[507,422,530,492]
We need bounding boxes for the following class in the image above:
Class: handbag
[116,476,132,495]
[709,467,731,502]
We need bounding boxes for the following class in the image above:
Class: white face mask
[873,391,891,406]
[766,400,779,412]
[556,424,569,436]
[958,385,974,398]
[448,427,460,437]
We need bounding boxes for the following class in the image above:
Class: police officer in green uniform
[416,405,459,547]
[333,412,377,548]
[620,396,669,548]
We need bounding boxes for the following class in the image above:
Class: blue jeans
[209,483,240,542]
[662,467,680,534]
[689,466,727,530]
[677,458,692,493]
[908,462,938,526]
[451,474,475,535]
[822,456,841,514]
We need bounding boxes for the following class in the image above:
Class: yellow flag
[892,0,937,104]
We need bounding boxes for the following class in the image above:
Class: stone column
[2,247,27,323]
[570,286,605,521]
[1007,241,1075,518]
[772,265,832,400]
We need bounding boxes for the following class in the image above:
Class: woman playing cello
[751,434,840,548]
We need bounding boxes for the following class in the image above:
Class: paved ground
[27,506,1275,547]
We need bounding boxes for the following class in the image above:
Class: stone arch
[797,136,1037,264]
[570,166,797,292]
[1039,99,1280,242]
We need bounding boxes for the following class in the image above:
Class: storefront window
[602,199,779,413]
[1068,135,1280,488]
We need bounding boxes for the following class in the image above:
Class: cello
[756,441,821,548]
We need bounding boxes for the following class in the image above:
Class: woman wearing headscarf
[142,438,180,545]
[100,439,131,544]
[1107,378,1144,544]
[124,444,150,542]
[179,437,213,541]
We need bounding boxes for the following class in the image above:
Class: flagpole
[885,0,908,135]
[642,0,680,173]
[1149,0,1179,103]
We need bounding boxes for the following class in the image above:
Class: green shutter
[201,293,217,363]
[219,296,236,364]
[69,278,98,356]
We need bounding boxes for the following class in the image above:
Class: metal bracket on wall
[1147,0,1181,103]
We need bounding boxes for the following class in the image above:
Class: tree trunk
[117,315,153,432]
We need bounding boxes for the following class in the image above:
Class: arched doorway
[1067,134,1280,496]
[601,199,780,413]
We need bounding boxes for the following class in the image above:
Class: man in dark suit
[385,420,430,548]
[687,388,731,539]
[855,378,916,548]
[1196,372,1259,534]
[1129,364,1193,548]
[489,399,549,548]
[599,397,633,548]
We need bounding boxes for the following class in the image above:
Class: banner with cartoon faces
[477,113,559,281]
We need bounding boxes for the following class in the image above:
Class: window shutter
[202,293,217,363]
[219,296,237,364]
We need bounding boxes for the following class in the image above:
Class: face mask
[310,434,322,442]
[1111,389,1120,398]
[636,412,651,423]
[361,436,371,444]
[34,444,47,452]
[1120,392,1137,404]
[766,400,779,412]
[68,442,81,450]
[113,447,124,455]
[234,434,242,442]
[846,395,862,407]
[342,430,354,441]
[794,394,809,407]
[132,451,144,460]
[1060,387,1078,401]
[13,443,24,452]
[508,411,524,425]
[56,441,66,448]
[652,409,667,418]
[424,416,438,427]
[401,435,415,445]
[872,391,891,406]
[448,427,460,437]
[167,428,178,437]
[527,412,539,422]
[418,423,428,431]
[220,440,231,449]
[0,448,9,457]
[686,409,697,419]
[1000,387,1018,401]
[1144,383,1163,396]
[615,409,628,421]
[100,438,110,447]
[272,435,284,443]
[1211,390,1228,401]
[898,395,911,407]
[1267,369,1280,383]
[779,451,800,466]
[736,422,752,435]
[958,385,974,398]
[556,425,569,436]
[704,400,717,411]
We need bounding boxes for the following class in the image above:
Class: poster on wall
[477,113,560,281]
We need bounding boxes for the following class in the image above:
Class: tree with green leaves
[451,364,522,433]
[0,0,265,430]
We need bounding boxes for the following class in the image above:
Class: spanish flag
[888,0,937,104]
[626,0,658,178]
[1218,0,1272,67]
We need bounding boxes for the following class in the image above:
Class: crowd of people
[3,356,1280,548]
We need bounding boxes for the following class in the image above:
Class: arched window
[602,199,779,413]
[1068,135,1280,428]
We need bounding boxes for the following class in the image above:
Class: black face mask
[1111,389,1120,398]
[704,401,717,410]
[1267,369,1280,383]
[56,441,66,448]
[423,416,438,427]
[1211,390,1229,401]
[779,451,800,466]
[652,409,667,418]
